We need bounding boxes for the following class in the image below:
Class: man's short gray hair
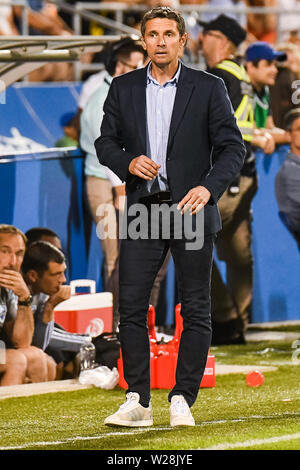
[141,6,186,38]
[0,224,27,245]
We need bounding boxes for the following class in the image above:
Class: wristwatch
[18,295,33,306]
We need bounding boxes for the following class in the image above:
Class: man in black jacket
[95,6,245,427]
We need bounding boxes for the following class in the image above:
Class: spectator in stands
[24,231,121,373]
[0,0,19,35]
[22,240,92,379]
[80,38,145,332]
[270,42,300,128]
[275,108,300,249]
[245,41,291,145]
[77,41,146,117]
[245,0,277,44]
[25,227,62,250]
[277,0,300,44]
[78,69,107,113]
[0,224,56,385]
[14,0,73,36]
[198,0,247,26]
[22,242,70,350]
[179,0,206,64]
[55,112,80,148]
[124,0,181,33]
[78,21,147,113]
[190,1,251,65]
[13,0,74,81]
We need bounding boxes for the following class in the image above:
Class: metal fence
[1,1,300,79]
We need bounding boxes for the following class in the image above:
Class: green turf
[248,323,300,333]
[0,335,300,451]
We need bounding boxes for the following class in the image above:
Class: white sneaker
[170,395,195,427]
[104,392,153,427]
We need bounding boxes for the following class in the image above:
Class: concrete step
[0,379,93,400]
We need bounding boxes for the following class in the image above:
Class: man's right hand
[129,155,160,180]
[43,286,71,323]
[47,285,71,308]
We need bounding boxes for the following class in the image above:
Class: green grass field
[0,327,300,452]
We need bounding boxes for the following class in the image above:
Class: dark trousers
[118,224,215,408]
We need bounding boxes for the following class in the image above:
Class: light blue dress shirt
[146,61,181,193]
[80,72,112,180]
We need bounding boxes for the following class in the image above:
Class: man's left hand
[177,186,211,215]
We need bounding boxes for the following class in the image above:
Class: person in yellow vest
[199,15,273,344]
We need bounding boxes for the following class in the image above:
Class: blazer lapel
[132,67,147,153]
[167,65,195,153]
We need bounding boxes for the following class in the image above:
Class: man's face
[40,235,62,251]
[0,233,25,273]
[115,51,144,76]
[141,18,186,68]
[34,261,67,296]
[290,116,300,154]
[247,59,278,87]
[200,29,227,66]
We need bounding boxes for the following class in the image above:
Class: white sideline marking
[202,432,300,450]
[0,427,169,450]
[1,413,300,450]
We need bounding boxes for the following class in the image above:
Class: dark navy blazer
[95,63,246,234]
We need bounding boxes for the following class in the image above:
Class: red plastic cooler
[118,304,215,389]
[54,280,113,336]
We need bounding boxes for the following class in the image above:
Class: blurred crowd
[1,1,300,79]
[1,0,300,43]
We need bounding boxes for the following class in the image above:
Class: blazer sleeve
[201,77,246,204]
[94,78,136,183]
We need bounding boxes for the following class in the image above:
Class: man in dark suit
[95,6,245,427]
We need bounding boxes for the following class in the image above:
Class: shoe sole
[104,419,153,427]
[170,417,195,427]
[170,422,195,427]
